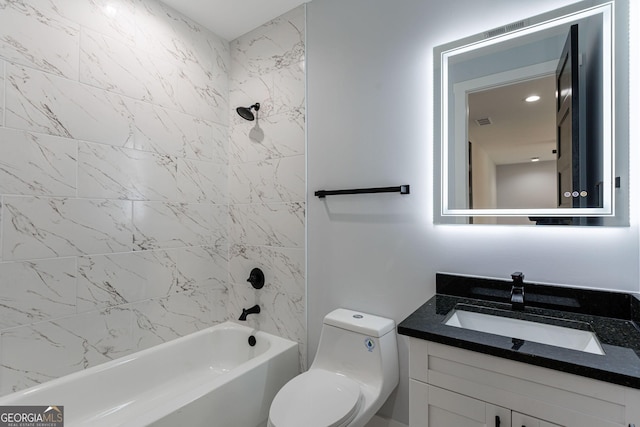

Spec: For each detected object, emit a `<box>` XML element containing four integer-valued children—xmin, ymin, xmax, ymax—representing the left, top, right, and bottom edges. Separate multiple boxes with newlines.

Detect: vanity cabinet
<box><xmin>414</xmin><ymin>382</ymin><xmax>561</xmax><ymax>427</ymax></box>
<box><xmin>408</xmin><ymin>338</ymin><xmax>640</xmax><ymax>427</ymax></box>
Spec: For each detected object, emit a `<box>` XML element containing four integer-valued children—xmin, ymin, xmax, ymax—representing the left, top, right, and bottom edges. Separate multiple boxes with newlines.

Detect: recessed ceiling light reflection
<box><xmin>525</xmin><ymin>95</ymin><xmax>541</xmax><ymax>103</ymax></box>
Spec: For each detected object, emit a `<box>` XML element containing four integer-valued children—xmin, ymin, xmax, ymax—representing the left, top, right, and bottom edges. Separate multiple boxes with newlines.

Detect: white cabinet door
<box><xmin>427</xmin><ymin>384</ymin><xmax>486</xmax><ymax>427</ymax></box>
<box><xmin>487</xmin><ymin>403</ymin><xmax>512</xmax><ymax>427</ymax></box>
<box><xmin>512</xmin><ymin>411</ymin><xmax>563</xmax><ymax>427</ymax></box>
<box><xmin>411</xmin><ymin>382</ymin><xmax>513</xmax><ymax>427</ymax></box>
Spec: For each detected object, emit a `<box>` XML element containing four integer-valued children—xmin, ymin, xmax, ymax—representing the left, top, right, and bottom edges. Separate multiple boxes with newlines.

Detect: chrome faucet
<box><xmin>510</xmin><ymin>272</ymin><xmax>525</xmax><ymax>311</ymax></box>
<box><xmin>238</xmin><ymin>304</ymin><xmax>261</xmax><ymax>321</ymax></box>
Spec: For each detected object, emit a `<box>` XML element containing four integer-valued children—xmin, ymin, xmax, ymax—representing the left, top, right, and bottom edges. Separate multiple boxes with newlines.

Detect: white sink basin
<box><xmin>444</xmin><ymin>308</ymin><xmax>605</xmax><ymax>355</ymax></box>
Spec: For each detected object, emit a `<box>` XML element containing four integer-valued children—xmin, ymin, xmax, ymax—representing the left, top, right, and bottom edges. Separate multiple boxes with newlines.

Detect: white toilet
<box><xmin>268</xmin><ymin>308</ymin><xmax>399</xmax><ymax>427</ymax></box>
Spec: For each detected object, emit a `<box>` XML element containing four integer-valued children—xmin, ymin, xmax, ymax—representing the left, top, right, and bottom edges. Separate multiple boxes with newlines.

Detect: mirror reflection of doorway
<box><xmin>556</xmin><ymin>24</ymin><xmax>584</xmax><ymax>209</ymax></box>
<box><xmin>467</xmin><ymin>74</ymin><xmax>557</xmax><ymax>221</ymax></box>
<box><xmin>465</xmin><ymin>22</ymin><xmax>601</xmax><ymax>224</ymax></box>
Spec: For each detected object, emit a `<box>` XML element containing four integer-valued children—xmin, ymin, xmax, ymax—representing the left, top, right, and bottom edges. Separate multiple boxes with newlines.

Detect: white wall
<box><xmin>497</xmin><ymin>161</ymin><xmax>557</xmax><ymax>210</ymax></box>
<box><xmin>471</xmin><ymin>143</ymin><xmax>498</xmax><ymax>224</ymax></box>
<box><xmin>306</xmin><ymin>0</ymin><xmax>639</xmax><ymax>424</ymax></box>
<box><xmin>495</xmin><ymin>161</ymin><xmax>557</xmax><ymax>225</ymax></box>
<box><xmin>471</xmin><ymin>142</ymin><xmax>497</xmax><ymax>208</ymax></box>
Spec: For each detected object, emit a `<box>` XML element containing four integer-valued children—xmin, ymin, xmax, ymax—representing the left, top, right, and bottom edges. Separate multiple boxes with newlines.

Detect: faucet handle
<box><xmin>511</xmin><ymin>272</ymin><xmax>524</xmax><ymax>284</ymax></box>
<box><xmin>247</xmin><ymin>268</ymin><xmax>265</xmax><ymax>289</ymax></box>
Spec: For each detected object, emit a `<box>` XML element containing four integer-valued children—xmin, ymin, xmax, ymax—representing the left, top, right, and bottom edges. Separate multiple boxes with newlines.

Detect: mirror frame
<box><xmin>434</xmin><ymin>0</ymin><xmax>629</xmax><ymax>224</ymax></box>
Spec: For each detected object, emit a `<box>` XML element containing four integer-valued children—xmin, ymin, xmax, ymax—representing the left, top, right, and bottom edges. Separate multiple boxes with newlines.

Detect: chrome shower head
<box><xmin>236</xmin><ymin>103</ymin><xmax>260</xmax><ymax>121</ymax></box>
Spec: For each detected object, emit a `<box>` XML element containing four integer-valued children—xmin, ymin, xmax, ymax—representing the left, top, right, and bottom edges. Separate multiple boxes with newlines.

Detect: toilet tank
<box><xmin>323</xmin><ymin>308</ymin><xmax>395</xmax><ymax>337</ymax></box>
<box><xmin>311</xmin><ymin>309</ymin><xmax>399</xmax><ymax>397</ymax></box>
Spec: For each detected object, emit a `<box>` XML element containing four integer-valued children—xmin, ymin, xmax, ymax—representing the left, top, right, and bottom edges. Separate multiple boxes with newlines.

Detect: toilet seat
<box><xmin>269</xmin><ymin>369</ymin><xmax>363</xmax><ymax>427</ymax></box>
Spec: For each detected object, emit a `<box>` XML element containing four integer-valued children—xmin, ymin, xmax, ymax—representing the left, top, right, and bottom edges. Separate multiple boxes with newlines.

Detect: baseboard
<box><xmin>365</xmin><ymin>415</ymin><xmax>409</xmax><ymax>427</ymax></box>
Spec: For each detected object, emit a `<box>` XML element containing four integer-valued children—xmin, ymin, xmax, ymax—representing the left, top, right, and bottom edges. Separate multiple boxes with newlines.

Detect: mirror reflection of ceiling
<box><xmin>467</xmin><ymin>75</ymin><xmax>556</xmax><ymax>166</ymax></box>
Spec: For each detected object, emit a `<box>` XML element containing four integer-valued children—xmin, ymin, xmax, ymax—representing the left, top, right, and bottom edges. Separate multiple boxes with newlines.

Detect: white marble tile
<box><xmin>5</xmin><ymin>64</ymin><xmax>134</xmax><ymax>146</ymax></box>
<box><xmin>77</xmin><ymin>249</ymin><xmax>179</xmax><ymax>312</ymax></box>
<box><xmin>177</xmin><ymin>159</ymin><xmax>226</xmax><ymax>203</ymax></box>
<box><xmin>133</xmin><ymin>101</ymin><xmax>217</xmax><ymax>161</ymax></box>
<box><xmin>0</xmin><ymin>322</ymin><xmax>90</xmax><ymax>395</ymax></box>
<box><xmin>230</xmin><ymin>202</ymin><xmax>305</xmax><ymax>248</ymax></box>
<box><xmin>80</xmin><ymin>28</ymin><xmax>177</xmax><ymax>108</ymax></box>
<box><xmin>205</xmin><ymin>288</ymin><xmax>229</xmax><ymax>324</ymax></box>
<box><xmin>211</xmin><ymin>204</ymin><xmax>230</xmax><ymax>248</ymax></box>
<box><xmin>0</xmin><ymin>258</ymin><xmax>76</xmax><ymax>329</ymax></box>
<box><xmin>273</xmin><ymin>66</ymin><xmax>305</xmax><ymax>114</ymax></box>
<box><xmin>131</xmin><ymin>289</ymin><xmax>223</xmax><ymax>350</ymax></box>
<box><xmin>175</xmin><ymin>64</ymin><xmax>228</xmax><ymax>124</ymax></box>
<box><xmin>267</xmin><ymin>6</ymin><xmax>305</xmax><ymax>72</ymax></box>
<box><xmin>58</xmin><ymin>305</ymin><xmax>136</xmax><ymax>361</ymax></box>
<box><xmin>133</xmin><ymin>202</ymin><xmax>227</xmax><ymax>250</ymax></box>
<box><xmin>211</xmin><ymin>121</ymin><xmax>229</xmax><ymax>165</ymax></box>
<box><xmin>229</xmin><ymin>5</ymin><xmax>304</xmax><ymax>118</ymax></box>
<box><xmin>0</xmin><ymin>306</ymin><xmax>133</xmax><ymax>394</ymax></box>
<box><xmin>211</xmin><ymin>36</ymin><xmax>230</xmax><ymax>84</ymax></box>
<box><xmin>78</xmin><ymin>141</ymin><xmax>178</xmax><ymax>201</ymax></box>
<box><xmin>48</xmin><ymin>0</ymin><xmax>137</xmax><ymax>45</ymax></box>
<box><xmin>2</xmin><ymin>197</ymin><xmax>133</xmax><ymax>261</ymax></box>
<box><xmin>0</xmin><ymin>1</ymin><xmax>80</xmax><ymax>79</ymax></box>
<box><xmin>229</xmin><ymin>244</ymin><xmax>305</xmax><ymax>299</ymax></box>
<box><xmin>230</xmin><ymin>110</ymin><xmax>305</xmax><ymax>164</ymax></box>
<box><xmin>135</xmin><ymin>0</ymin><xmax>217</xmax><ymax>72</ymax></box>
<box><xmin>230</xmin><ymin>6</ymin><xmax>304</xmax><ymax>79</ymax></box>
<box><xmin>176</xmin><ymin>246</ymin><xmax>228</xmax><ymax>293</ymax></box>
<box><xmin>0</xmin><ymin>128</ymin><xmax>76</xmax><ymax>196</ymax></box>
<box><xmin>230</xmin><ymin>155</ymin><xmax>305</xmax><ymax>204</ymax></box>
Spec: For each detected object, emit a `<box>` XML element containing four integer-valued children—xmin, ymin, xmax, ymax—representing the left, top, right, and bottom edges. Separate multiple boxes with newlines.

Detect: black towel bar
<box><xmin>314</xmin><ymin>185</ymin><xmax>410</xmax><ymax>198</ymax></box>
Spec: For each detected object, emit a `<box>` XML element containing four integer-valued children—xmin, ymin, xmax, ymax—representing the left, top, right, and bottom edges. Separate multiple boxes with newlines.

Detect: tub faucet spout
<box><xmin>239</xmin><ymin>304</ymin><xmax>261</xmax><ymax>321</ymax></box>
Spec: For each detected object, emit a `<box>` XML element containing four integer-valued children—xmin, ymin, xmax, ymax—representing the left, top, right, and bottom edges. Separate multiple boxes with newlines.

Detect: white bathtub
<box><xmin>0</xmin><ymin>321</ymin><xmax>299</xmax><ymax>427</ymax></box>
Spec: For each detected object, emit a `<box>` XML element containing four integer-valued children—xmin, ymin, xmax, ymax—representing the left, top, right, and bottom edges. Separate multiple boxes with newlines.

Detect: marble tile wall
<box><xmin>228</xmin><ymin>6</ymin><xmax>307</xmax><ymax>367</ymax></box>
<box><xmin>0</xmin><ymin>0</ymin><xmax>230</xmax><ymax>395</ymax></box>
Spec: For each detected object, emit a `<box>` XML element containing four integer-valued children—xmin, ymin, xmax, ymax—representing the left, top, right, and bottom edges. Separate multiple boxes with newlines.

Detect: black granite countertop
<box><xmin>398</xmin><ymin>273</ymin><xmax>640</xmax><ymax>389</ymax></box>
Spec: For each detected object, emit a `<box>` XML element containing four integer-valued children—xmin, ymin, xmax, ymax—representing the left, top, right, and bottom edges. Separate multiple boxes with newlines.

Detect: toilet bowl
<box><xmin>268</xmin><ymin>308</ymin><xmax>399</xmax><ymax>427</ymax></box>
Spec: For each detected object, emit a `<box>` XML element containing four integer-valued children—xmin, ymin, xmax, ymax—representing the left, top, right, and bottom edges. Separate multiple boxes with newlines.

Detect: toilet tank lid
<box><xmin>323</xmin><ymin>309</ymin><xmax>395</xmax><ymax>337</ymax></box>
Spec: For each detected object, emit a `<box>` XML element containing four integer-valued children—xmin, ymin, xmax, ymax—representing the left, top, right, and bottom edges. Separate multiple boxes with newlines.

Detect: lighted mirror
<box><xmin>434</xmin><ymin>0</ymin><xmax>629</xmax><ymax>225</ymax></box>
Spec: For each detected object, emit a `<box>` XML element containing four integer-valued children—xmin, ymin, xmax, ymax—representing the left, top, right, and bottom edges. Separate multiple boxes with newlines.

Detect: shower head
<box><xmin>236</xmin><ymin>103</ymin><xmax>260</xmax><ymax>121</ymax></box>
